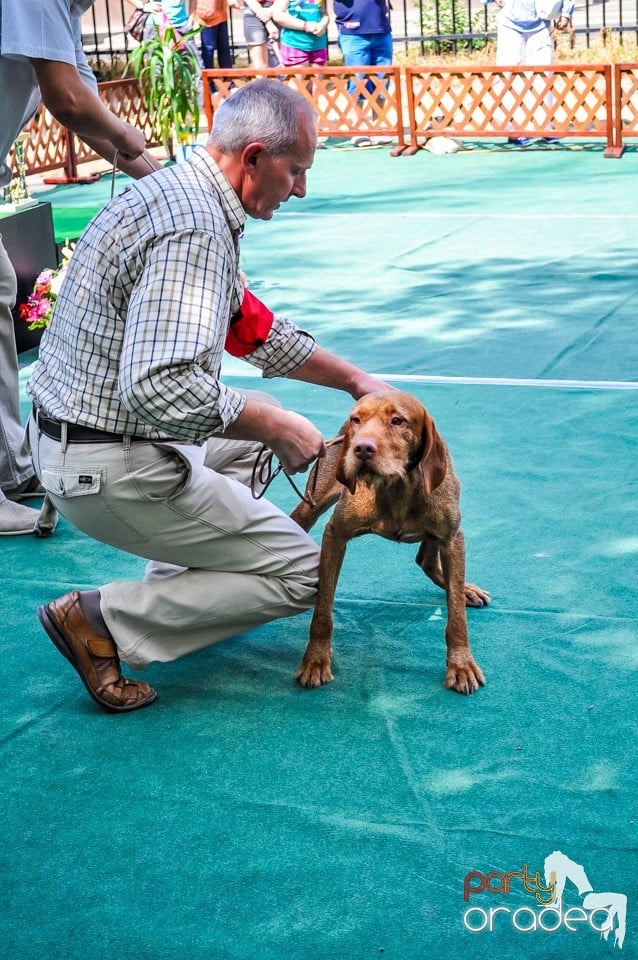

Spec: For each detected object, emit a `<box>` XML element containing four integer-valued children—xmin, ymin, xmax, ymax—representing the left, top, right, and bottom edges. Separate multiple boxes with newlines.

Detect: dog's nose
<box><xmin>354</xmin><ymin>438</ymin><xmax>377</xmax><ymax>461</ymax></box>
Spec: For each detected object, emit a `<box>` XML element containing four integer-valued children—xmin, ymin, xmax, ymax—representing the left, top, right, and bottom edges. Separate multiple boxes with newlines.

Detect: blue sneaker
<box><xmin>508</xmin><ymin>136</ymin><xmax>533</xmax><ymax>147</ymax></box>
<box><xmin>542</xmin><ymin>136</ymin><xmax>560</xmax><ymax>143</ymax></box>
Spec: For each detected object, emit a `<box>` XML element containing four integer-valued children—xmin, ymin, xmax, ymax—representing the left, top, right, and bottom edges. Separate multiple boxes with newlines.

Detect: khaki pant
<box><xmin>29</xmin><ymin>395</ymin><xmax>319</xmax><ymax>669</ymax></box>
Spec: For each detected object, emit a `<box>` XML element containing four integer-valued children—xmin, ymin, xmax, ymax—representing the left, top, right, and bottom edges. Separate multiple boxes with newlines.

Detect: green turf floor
<box><xmin>4</xmin><ymin>140</ymin><xmax>637</xmax><ymax>959</ymax></box>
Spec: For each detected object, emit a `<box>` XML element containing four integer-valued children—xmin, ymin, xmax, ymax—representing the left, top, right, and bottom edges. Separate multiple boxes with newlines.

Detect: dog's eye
<box><xmin>350</xmin><ymin>416</ymin><xmax>361</xmax><ymax>425</ymax></box>
<box><xmin>390</xmin><ymin>416</ymin><xmax>406</xmax><ymax>426</ymax></box>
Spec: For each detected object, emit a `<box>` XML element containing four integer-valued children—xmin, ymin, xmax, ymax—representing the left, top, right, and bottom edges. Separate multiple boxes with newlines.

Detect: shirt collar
<box><xmin>187</xmin><ymin>146</ymin><xmax>246</xmax><ymax>237</ymax></box>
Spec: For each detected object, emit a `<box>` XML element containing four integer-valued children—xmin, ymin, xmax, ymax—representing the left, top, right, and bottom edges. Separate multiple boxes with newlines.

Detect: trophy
<box><xmin>0</xmin><ymin>134</ymin><xmax>38</xmax><ymax>212</ymax></box>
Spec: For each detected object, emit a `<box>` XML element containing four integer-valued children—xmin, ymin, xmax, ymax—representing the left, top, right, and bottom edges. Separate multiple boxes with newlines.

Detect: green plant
<box><xmin>418</xmin><ymin>0</ymin><xmax>494</xmax><ymax>54</ymax></box>
<box><xmin>125</xmin><ymin>22</ymin><xmax>201</xmax><ymax>151</ymax></box>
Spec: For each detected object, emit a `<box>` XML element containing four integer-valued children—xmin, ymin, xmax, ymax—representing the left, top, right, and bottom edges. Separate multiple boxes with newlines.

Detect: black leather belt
<box><xmin>33</xmin><ymin>405</ymin><xmax>137</xmax><ymax>444</ymax></box>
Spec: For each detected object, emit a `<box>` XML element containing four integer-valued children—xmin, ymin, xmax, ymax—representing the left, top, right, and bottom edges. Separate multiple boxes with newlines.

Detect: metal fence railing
<box><xmin>84</xmin><ymin>0</ymin><xmax>638</xmax><ymax>75</ymax></box>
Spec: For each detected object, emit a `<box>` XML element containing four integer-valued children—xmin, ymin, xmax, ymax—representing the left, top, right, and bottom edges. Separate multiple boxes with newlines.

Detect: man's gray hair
<box><xmin>209</xmin><ymin>80</ymin><xmax>316</xmax><ymax>155</ymax></box>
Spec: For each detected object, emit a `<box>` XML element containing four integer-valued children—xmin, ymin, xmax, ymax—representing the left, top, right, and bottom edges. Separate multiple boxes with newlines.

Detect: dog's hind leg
<box><xmin>415</xmin><ymin>538</ymin><xmax>445</xmax><ymax>589</ymax></box>
<box><xmin>416</xmin><ymin>538</ymin><xmax>490</xmax><ymax>608</ymax></box>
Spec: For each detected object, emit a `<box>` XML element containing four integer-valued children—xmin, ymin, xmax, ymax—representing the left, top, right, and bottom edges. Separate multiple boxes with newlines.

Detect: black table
<box><xmin>0</xmin><ymin>201</ymin><xmax>58</xmax><ymax>353</ymax></box>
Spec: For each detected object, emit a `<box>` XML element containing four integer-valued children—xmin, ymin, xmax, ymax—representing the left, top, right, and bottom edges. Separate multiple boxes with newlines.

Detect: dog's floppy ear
<box><xmin>421</xmin><ymin>413</ymin><xmax>447</xmax><ymax>495</ymax></box>
<box><xmin>335</xmin><ymin>423</ymin><xmax>357</xmax><ymax>494</ymax></box>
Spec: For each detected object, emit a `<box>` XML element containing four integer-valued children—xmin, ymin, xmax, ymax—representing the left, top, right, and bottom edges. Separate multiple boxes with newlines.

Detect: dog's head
<box><xmin>335</xmin><ymin>391</ymin><xmax>447</xmax><ymax>495</ymax></box>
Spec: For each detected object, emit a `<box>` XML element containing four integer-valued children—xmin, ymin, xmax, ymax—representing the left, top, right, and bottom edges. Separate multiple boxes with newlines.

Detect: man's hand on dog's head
<box><xmin>351</xmin><ymin>375</ymin><xmax>398</xmax><ymax>400</ymax></box>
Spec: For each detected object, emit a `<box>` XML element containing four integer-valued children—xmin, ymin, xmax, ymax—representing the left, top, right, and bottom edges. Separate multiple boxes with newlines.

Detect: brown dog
<box><xmin>291</xmin><ymin>391</ymin><xmax>489</xmax><ymax>695</ymax></box>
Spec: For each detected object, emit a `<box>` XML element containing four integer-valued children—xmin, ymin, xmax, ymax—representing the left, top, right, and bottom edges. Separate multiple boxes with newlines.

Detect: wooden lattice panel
<box><xmin>405</xmin><ymin>64</ymin><xmax>612</xmax><ymax>146</ymax></box>
<box><xmin>9</xmin><ymin>78</ymin><xmax>159</xmax><ymax>179</ymax></box>
<box><xmin>8</xmin><ymin>108</ymin><xmax>69</xmax><ymax>176</ymax></box>
<box><xmin>9</xmin><ymin>78</ymin><xmax>163</xmax><ymax>180</ymax></box>
<box><xmin>10</xmin><ymin>65</ymin><xmax>635</xmax><ymax>179</ymax></box>
<box><xmin>202</xmin><ymin>66</ymin><xmax>405</xmax><ymax>148</ymax></box>
<box><xmin>617</xmin><ymin>63</ymin><xmax>638</xmax><ymax>133</ymax></box>
<box><xmin>96</xmin><ymin>78</ymin><xmax>163</xmax><ymax>145</ymax></box>
<box><xmin>70</xmin><ymin>78</ymin><xmax>164</xmax><ymax>168</ymax></box>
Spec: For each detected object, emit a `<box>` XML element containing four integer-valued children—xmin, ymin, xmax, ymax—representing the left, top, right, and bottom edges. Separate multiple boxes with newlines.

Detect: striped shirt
<box><xmin>28</xmin><ymin>147</ymin><xmax>317</xmax><ymax>442</ymax></box>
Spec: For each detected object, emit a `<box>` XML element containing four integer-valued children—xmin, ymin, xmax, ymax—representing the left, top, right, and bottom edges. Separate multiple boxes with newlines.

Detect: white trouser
<box><xmin>29</xmin><ymin>395</ymin><xmax>320</xmax><ymax>669</ymax></box>
<box><xmin>495</xmin><ymin>21</ymin><xmax>554</xmax><ymax>129</ymax></box>
<box><xmin>496</xmin><ymin>20</ymin><xmax>553</xmax><ymax>66</ymax></box>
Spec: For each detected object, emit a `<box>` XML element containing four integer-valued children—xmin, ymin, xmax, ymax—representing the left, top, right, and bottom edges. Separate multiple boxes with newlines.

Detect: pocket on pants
<box><xmin>125</xmin><ymin>441</ymin><xmax>205</xmax><ymax>502</ymax></box>
<box><xmin>40</xmin><ymin>467</ymin><xmax>103</xmax><ymax>497</ymax></box>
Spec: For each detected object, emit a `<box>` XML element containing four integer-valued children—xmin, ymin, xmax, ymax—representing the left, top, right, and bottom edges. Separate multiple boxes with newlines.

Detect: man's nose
<box><xmin>292</xmin><ymin>173</ymin><xmax>307</xmax><ymax>199</ymax></box>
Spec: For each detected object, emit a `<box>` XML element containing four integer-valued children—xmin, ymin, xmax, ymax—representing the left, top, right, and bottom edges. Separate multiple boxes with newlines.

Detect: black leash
<box><xmin>251</xmin><ymin>446</ymin><xmax>315</xmax><ymax>506</ymax></box>
<box><xmin>251</xmin><ymin>435</ymin><xmax>344</xmax><ymax>507</ymax></box>
<box><xmin>111</xmin><ymin>149</ymin><xmax>157</xmax><ymax>198</ymax></box>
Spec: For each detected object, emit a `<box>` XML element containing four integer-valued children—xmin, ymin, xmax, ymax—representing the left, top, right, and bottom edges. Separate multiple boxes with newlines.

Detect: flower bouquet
<box><xmin>18</xmin><ymin>241</ymin><xmax>74</xmax><ymax>330</ymax></box>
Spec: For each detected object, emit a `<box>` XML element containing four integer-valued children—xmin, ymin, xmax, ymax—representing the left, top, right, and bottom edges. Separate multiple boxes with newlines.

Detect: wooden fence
<box><xmin>202</xmin><ymin>66</ymin><xmax>408</xmax><ymax>154</ymax></box>
<box><xmin>10</xmin><ymin>78</ymin><xmax>163</xmax><ymax>184</ymax></box>
<box><xmin>613</xmin><ymin>61</ymin><xmax>638</xmax><ymax>154</ymax></box>
<box><xmin>201</xmin><ymin>62</ymin><xmax>637</xmax><ymax>157</ymax></box>
<box><xmin>404</xmin><ymin>63</ymin><xmax>614</xmax><ymax>153</ymax></box>
<box><xmin>10</xmin><ymin>63</ymin><xmax>638</xmax><ymax>183</ymax></box>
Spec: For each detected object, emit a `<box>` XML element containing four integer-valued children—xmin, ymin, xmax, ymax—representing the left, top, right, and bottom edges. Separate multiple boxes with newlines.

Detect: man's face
<box><xmin>241</xmin><ymin>116</ymin><xmax>317</xmax><ymax>221</ymax></box>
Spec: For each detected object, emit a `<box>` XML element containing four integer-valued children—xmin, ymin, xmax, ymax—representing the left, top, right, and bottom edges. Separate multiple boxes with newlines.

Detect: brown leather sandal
<box><xmin>38</xmin><ymin>591</ymin><xmax>157</xmax><ymax>713</ymax></box>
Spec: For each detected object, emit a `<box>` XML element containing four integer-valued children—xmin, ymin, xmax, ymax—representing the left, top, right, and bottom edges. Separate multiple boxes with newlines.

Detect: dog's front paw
<box><xmin>445</xmin><ymin>656</ymin><xmax>485</xmax><ymax>695</ymax></box>
<box><xmin>296</xmin><ymin>651</ymin><xmax>334</xmax><ymax>689</ymax></box>
<box><xmin>464</xmin><ymin>582</ymin><xmax>490</xmax><ymax>607</ymax></box>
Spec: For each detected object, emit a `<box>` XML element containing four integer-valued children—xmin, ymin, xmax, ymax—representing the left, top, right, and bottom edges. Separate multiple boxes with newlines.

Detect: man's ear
<box><xmin>242</xmin><ymin>141</ymin><xmax>265</xmax><ymax>170</ymax></box>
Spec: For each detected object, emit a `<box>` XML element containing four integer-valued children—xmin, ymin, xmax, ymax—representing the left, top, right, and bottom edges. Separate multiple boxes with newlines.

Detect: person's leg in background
<box><xmin>369</xmin><ymin>32</ymin><xmax>392</xmax><ymax>69</ymax></box>
<box><xmin>201</xmin><ymin>23</ymin><xmax>219</xmax><ymax>93</ymax></box>
<box><xmin>495</xmin><ymin>21</ymin><xmax>533</xmax><ymax>145</ymax></box>
<box><xmin>524</xmin><ymin>25</ymin><xmax>557</xmax><ymax>139</ymax></box>
<box><xmin>201</xmin><ymin>23</ymin><xmax>216</xmax><ymax>69</ymax></box>
<box><xmin>524</xmin><ymin>23</ymin><xmax>553</xmax><ymax>64</ymax></box>
<box><xmin>496</xmin><ymin>18</ymin><xmax>525</xmax><ymax>65</ymax></box>
<box><xmin>244</xmin><ymin>12</ymin><xmax>271</xmax><ymax>68</ymax></box>
<box><xmin>339</xmin><ymin>32</ymin><xmax>374</xmax><ymax>146</ymax></box>
<box><xmin>201</xmin><ymin>21</ymin><xmax>233</xmax><ymax>69</ymax></box>
<box><xmin>0</xmin><ymin>239</ymin><xmax>43</xmax><ymax>534</ymax></box>
<box><xmin>339</xmin><ymin>30</ymin><xmax>372</xmax><ymax>79</ymax></box>
<box><xmin>215</xmin><ymin>19</ymin><xmax>234</xmax><ymax>68</ymax></box>
<box><xmin>368</xmin><ymin>31</ymin><xmax>393</xmax><ymax>143</ymax></box>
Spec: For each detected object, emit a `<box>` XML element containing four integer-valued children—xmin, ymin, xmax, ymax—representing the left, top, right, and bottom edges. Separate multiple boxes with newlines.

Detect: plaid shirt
<box><xmin>28</xmin><ymin>147</ymin><xmax>316</xmax><ymax>441</ymax></box>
